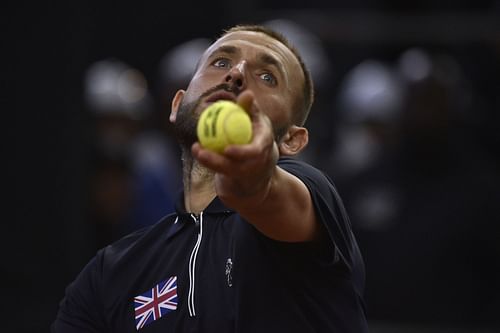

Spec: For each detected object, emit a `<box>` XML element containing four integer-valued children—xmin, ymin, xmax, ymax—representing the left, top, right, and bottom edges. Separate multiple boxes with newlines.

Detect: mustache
<box><xmin>199</xmin><ymin>83</ymin><xmax>240</xmax><ymax>100</ymax></box>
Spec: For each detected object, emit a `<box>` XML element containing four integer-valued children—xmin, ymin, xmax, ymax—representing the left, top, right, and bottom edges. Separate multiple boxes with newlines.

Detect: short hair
<box><xmin>221</xmin><ymin>25</ymin><xmax>315</xmax><ymax>127</ymax></box>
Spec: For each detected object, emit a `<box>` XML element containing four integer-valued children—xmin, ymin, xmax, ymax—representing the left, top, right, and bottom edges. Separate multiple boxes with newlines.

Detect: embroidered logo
<box><xmin>225</xmin><ymin>258</ymin><xmax>233</xmax><ymax>287</ymax></box>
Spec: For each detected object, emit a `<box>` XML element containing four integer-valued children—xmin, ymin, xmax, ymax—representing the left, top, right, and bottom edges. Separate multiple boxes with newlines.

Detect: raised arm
<box><xmin>191</xmin><ymin>91</ymin><xmax>318</xmax><ymax>242</ymax></box>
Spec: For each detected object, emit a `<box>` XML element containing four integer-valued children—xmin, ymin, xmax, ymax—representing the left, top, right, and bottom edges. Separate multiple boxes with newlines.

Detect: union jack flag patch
<box><xmin>134</xmin><ymin>276</ymin><xmax>178</xmax><ymax>330</ymax></box>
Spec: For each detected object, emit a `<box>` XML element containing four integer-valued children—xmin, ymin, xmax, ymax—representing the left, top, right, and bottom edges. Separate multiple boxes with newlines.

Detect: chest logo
<box><xmin>133</xmin><ymin>276</ymin><xmax>178</xmax><ymax>330</ymax></box>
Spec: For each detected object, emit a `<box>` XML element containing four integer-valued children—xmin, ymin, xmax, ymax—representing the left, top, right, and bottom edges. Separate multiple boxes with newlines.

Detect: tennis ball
<box><xmin>197</xmin><ymin>100</ymin><xmax>252</xmax><ymax>153</ymax></box>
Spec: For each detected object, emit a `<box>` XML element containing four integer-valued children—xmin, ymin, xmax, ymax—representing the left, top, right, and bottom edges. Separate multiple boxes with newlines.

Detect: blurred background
<box><xmin>7</xmin><ymin>0</ymin><xmax>500</xmax><ymax>332</ymax></box>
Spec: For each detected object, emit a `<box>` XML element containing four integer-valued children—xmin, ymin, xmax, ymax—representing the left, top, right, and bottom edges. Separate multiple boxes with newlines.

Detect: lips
<box><xmin>205</xmin><ymin>90</ymin><xmax>237</xmax><ymax>103</ymax></box>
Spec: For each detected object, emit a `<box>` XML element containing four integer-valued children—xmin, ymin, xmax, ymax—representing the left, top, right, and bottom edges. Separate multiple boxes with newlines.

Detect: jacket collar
<box><xmin>174</xmin><ymin>191</ymin><xmax>234</xmax><ymax>216</ymax></box>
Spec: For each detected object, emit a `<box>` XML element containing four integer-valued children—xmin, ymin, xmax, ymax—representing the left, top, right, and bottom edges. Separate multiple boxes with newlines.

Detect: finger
<box><xmin>191</xmin><ymin>142</ymin><xmax>202</xmax><ymax>156</ymax></box>
<box><xmin>192</xmin><ymin>143</ymin><xmax>234</xmax><ymax>173</ymax></box>
<box><xmin>224</xmin><ymin>130</ymin><xmax>274</xmax><ymax>160</ymax></box>
<box><xmin>236</xmin><ymin>90</ymin><xmax>256</xmax><ymax>117</ymax></box>
<box><xmin>223</xmin><ymin>142</ymin><xmax>260</xmax><ymax>160</ymax></box>
<box><xmin>194</xmin><ymin>138</ymin><xmax>257</xmax><ymax>163</ymax></box>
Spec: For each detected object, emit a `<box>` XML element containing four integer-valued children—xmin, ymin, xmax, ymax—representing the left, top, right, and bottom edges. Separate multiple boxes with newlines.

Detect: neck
<box><xmin>181</xmin><ymin>149</ymin><xmax>216</xmax><ymax>214</ymax></box>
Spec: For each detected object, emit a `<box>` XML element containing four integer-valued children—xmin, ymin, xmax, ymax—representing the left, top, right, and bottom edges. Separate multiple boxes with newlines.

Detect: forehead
<box><xmin>203</xmin><ymin>30</ymin><xmax>304</xmax><ymax>80</ymax></box>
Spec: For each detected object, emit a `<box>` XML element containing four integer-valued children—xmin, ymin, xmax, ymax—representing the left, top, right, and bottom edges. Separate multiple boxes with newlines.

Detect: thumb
<box><xmin>236</xmin><ymin>90</ymin><xmax>255</xmax><ymax>116</ymax></box>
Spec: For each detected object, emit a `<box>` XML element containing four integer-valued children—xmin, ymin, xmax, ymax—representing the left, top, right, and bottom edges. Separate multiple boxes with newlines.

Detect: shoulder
<box><xmin>277</xmin><ymin>157</ymin><xmax>348</xmax><ymax>234</ymax></box>
<box><xmin>278</xmin><ymin>157</ymin><xmax>335</xmax><ymax>189</ymax></box>
<box><xmin>278</xmin><ymin>156</ymin><xmax>325</xmax><ymax>177</ymax></box>
<box><xmin>99</xmin><ymin>213</ymin><xmax>178</xmax><ymax>269</ymax></box>
<box><xmin>52</xmin><ymin>214</ymin><xmax>178</xmax><ymax>331</ymax></box>
<box><xmin>278</xmin><ymin>157</ymin><xmax>342</xmax><ymax>211</ymax></box>
<box><xmin>69</xmin><ymin>213</ymin><xmax>178</xmax><ymax>286</ymax></box>
<box><xmin>278</xmin><ymin>157</ymin><xmax>360</xmax><ymax>268</ymax></box>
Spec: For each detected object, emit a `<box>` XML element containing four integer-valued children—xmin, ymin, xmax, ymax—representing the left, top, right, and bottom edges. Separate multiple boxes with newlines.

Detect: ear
<box><xmin>278</xmin><ymin>125</ymin><xmax>309</xmax><ymax>156</ymax></box>
<box><xmin>169</xmin><ymin>90</ymin><xmax>185</xmax><ymax>123</ymax></box>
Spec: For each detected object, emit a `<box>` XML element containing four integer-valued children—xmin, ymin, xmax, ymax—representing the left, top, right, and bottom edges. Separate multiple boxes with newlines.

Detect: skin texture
<box><xmin>169</xmin><ymin>30</ymin><xmax>318</xmax><ymax>242</ymax></box>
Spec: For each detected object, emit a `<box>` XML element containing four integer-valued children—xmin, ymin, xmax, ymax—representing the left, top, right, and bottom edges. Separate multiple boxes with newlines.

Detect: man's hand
<box><xmin>191</xmin><ymin>90</ymin><xmax>279</xmax><ymax>208</ymax></box>
<box><xmin>192</xmin><ymin>90</ymin><xmax>317</xmax><ymax>242</ymax></box>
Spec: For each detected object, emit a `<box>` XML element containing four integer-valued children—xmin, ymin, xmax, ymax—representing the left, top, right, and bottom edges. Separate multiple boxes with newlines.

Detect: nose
<box><xmin>224</xmin><ymin>61</ymin><xmax>247</xmax><ymax>90</ymax></box>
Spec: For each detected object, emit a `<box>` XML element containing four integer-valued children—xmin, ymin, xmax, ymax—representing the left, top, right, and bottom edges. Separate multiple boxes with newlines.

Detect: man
<box><xmin>53</xmin><ymin>25</ymin><xmax>368</xmax><ymax>332</ymax></box>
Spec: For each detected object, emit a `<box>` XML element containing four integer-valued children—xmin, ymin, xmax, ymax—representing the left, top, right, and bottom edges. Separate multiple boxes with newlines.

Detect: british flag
<box><xmin>134</xmin><ymin>276</ymin><xmax>178</xmax><ymax>330</ymax></box>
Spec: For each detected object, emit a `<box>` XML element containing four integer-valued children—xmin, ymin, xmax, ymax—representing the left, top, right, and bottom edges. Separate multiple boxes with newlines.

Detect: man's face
<box><xmin>172</xmin><ymin>30</ymin><xmax>305</xmax><ymax>148</ymax></box>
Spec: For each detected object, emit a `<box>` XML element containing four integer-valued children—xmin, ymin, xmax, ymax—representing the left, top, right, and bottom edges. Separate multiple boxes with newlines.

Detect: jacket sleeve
<box><xmin>51</xmin><ymin>254</ymin><xmax>107</xmax><ymax>332</ymax></box>
<box><xmin>277</xmin><ymin>158</ymin><xmax>360</xmax><ymax>269</ymax></box>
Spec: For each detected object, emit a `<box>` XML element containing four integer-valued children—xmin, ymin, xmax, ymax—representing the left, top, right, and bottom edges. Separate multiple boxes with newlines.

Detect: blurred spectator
<box><xmin>84</xmin><ymin>58</ymin><xmax>181</xmax><ymax>249</ymax></box>
<box><xmin>329</xmin><ymin>50</ymin><xmax>500</xmax><ymax>327</ymax></box>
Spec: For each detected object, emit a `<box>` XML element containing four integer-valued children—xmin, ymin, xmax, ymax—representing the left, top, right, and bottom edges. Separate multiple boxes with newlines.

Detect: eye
<box><xmin>212</xmin><ymin>58</ymin><xmax>231</xmax><ymax>69</ymax></box>
<box><xmin>259</xmin><ymin>72</ymin><xmax>277</xmax><ymax>86</ymax></box>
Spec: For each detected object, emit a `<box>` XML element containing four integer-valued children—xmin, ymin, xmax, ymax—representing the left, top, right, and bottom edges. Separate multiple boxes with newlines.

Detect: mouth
<box><xmin>205</xmin><ymin>90</ymin><xmax>237</xmax><ymax>104</ymax></box>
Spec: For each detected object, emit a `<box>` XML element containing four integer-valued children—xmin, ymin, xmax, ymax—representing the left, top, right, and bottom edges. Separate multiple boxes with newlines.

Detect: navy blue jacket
<box><xmin>52</xmin><ymin>157</ymin><xmax>368</xmax><ymax>332</ymax></box>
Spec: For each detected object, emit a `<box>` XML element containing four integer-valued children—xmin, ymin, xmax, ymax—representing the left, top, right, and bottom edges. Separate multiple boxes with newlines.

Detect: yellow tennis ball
<box><xmin>197</xmin><ymin>100</ymin><xmax>252</xmax><ymax>153</ymax></box>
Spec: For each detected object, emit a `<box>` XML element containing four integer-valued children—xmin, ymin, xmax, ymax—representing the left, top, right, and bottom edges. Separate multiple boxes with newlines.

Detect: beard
<box><xmin>173</xmin><ymin>83</ymin><xmax>289</xmax><ymax>150</ymax></box>
<box><xmin>173</xmin><ymin>83</ymin><xmax>240</xmax><ymax>150</ymax></box>
<box><xmin>173</xmin><ymin>98</ymin><xmax>200</xmax><ymax>150</ymax></box>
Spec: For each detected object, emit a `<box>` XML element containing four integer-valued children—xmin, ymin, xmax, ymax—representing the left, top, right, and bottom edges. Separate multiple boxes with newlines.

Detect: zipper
<box><xmin>188</xmin><ymin>212</ymin><xmax>203</xmax><ymax>317</ymax></box>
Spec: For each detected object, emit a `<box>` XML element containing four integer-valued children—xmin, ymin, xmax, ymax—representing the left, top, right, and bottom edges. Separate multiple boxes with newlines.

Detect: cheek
<box><xmin>183</xmin><ymin>85</ymin><xmax>204</xmax><ymax>102</ymax></box>
<box><xmin>259</xmin><ymin>95</ymin><xmax>291</xmax><ymax>127</ymax></box>
<box><xmin>181</xmin><ymin>88</ymin><xmax>205</xmax><ymax>111</ymax></box>
<box><xmin>183</xmin><ymin>73</ymin><xmax>219</xmax><ymax>103</ymax></box>
<box><xmin>188</xmin><ymin>71</ymin><xmax>219</xmax><ymax>91</ymax></box>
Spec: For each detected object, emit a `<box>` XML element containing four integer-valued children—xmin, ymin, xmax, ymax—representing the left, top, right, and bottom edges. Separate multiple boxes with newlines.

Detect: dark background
<box><xmin>7</xmin><ymin>1</ymin><xmax>500</xmax><ymax>332</ymax></box>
